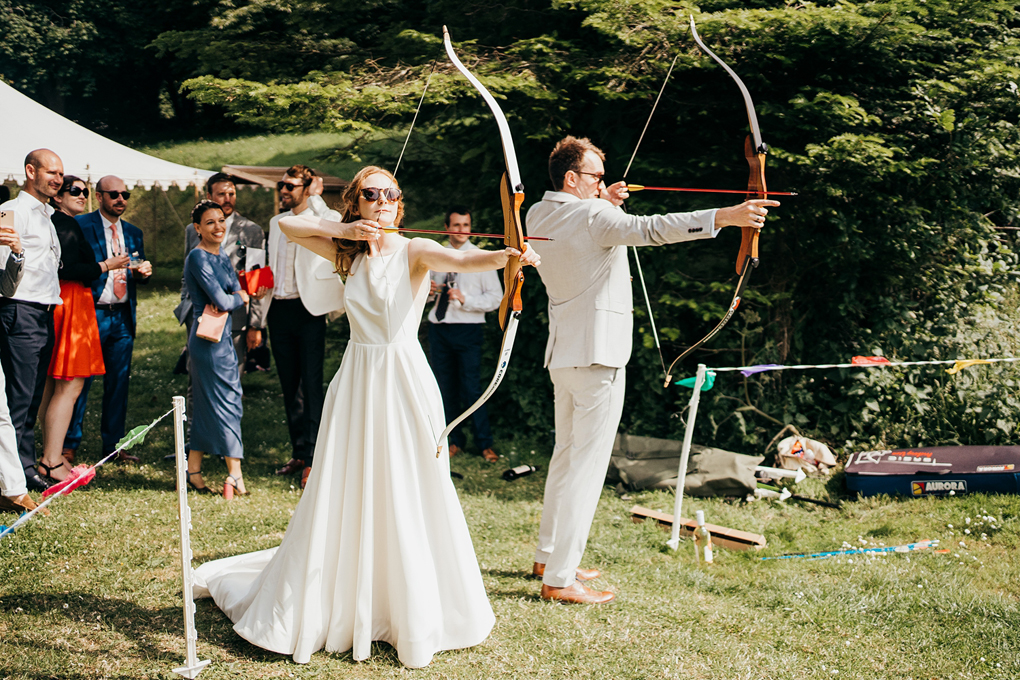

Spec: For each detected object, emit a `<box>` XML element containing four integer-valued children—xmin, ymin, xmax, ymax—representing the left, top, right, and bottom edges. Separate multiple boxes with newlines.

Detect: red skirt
<box><xmin>49</xmin><ymin>281</ymin><xmax>106</xmax><ymax>380</ymax></box>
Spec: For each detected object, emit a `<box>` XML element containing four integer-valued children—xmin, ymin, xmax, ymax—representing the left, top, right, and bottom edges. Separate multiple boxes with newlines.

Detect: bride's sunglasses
<box><xmin>360</xmin><ymin>187</ymin><xmax>402</xmax><ymax>202</ymax></box>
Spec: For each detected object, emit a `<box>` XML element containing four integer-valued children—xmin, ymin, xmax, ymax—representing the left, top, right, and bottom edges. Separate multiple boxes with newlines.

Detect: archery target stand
<box><xmin>170</xmin><ymin>396</ymin><xmax>211</xmax><ymax>679</ymax></box>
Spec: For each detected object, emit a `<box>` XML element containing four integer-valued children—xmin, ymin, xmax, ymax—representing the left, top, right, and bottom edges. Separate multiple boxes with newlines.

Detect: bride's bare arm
<box><xmin>279</xmin><ymin>215</ymin><xmax>383</xmax><ymax>262</ymax></box>
<box><xmin>408</xmin><ymin>238</ymin><xmax>540</xmax><ymax>279</ymax></box>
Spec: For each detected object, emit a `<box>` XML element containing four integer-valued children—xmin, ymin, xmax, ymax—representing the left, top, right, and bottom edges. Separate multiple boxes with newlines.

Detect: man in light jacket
<box><xmin>265</xmin><ymin>165</ymin><xmax>345</xmax><ymax>489</ymax></box>
<box><xmin>526</xmin><ymin>135</ymin><xmax>780</xmax><ymax>604</ymax></box>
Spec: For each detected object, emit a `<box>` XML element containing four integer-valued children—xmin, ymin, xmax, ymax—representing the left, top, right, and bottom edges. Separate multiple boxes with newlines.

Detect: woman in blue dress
<box><xmin>184</xmin><ymin>200</ymin><xmax>250</xmax><ymax>498</ymax></box>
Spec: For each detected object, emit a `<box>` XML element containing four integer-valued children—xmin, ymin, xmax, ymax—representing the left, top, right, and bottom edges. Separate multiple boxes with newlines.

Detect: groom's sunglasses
<box><xmin>101</xmin><ymin>190</ymin><xmax>131</xmax><ymax>200</ymax></box>
<box><xmin>360</xmin><ymin>187</ymin><xmax>402</xmax><ymax>202</ymax></box>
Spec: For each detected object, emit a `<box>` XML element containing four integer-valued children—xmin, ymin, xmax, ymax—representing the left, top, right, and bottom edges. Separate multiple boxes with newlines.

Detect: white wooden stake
<box><xmin>668</xmin><ymin>364</ymin><xmax>707</xmax><ymax>550</ymax></box>
<box><xmin>171</xmin><ymin>396</ymin><xmax>210</xmax><ymax>679</ymax></box>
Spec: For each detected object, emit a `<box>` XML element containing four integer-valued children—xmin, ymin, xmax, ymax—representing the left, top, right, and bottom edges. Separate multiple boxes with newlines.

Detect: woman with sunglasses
<box><xmin>194</xmin><ymin>166</ymin><xmax>539</xmax><ymax>668</ymax></box>
<box><xmin>35</xmin><ymin>177</ymin><xmax>129</xmax><ymax>482</ymax></box>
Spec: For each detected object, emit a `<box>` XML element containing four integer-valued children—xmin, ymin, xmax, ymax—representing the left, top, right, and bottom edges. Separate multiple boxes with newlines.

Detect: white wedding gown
<box><xmin>193</xmin><ymin>239</ymin><xmax>495</xmax><ymax>668</ymax></box>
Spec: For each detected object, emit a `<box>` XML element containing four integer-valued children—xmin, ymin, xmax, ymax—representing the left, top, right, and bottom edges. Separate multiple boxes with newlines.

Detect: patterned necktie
<box><xmin>110</xmin><ymin>222</ymin><xmax>127</xmax><ymax>299</ymax></box>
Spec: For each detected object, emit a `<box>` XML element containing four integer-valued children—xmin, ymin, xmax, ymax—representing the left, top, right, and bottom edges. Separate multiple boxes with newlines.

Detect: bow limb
<box><xmin>436</xmin><ymin>26</ymin><xmax>526</xmax><ymax>456</ymax></box>
<box><xmin>689</xmin><ymin>15</ymin><xmax>769</xmax><ymax>272</ymax></box>
<box><xmin>662</xmin><ymin>17</ymin><xmax>769</xmax><ymax>387</ymax></box>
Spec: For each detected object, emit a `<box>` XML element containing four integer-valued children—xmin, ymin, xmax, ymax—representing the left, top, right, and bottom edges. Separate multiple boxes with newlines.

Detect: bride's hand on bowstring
<box><xmin>343</xmin><ymin>219</ymin><xmax>383</xmax><ymax>242</ymax></box>
<box><xmin>506</xmin><ymin>246</ymin><xmax>540</xmax><ymax>268</ymax></box>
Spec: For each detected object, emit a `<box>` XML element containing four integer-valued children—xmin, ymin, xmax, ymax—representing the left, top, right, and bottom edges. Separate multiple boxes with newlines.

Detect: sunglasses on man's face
<box><xmin>277</xmin><ymin>180</ymin><xmax>309</xmax><ymax>192</ymax></box>
<box><xmin>360</xmin><ymin>187</ymin><xmax>402</xmax><ymax>202</ymax></box>
<box><xmin>66</xmin><ymin>186</ymin><xmax>89</xmax><ymax>198</ymax></box>
<box><xmin>102</xmin><ymin>191</ymin><xmax>130</xmax><ymax>200</ymax></box>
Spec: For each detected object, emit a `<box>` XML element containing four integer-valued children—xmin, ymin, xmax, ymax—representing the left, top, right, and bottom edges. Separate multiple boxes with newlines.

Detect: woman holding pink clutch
<box><xmin>184</xmin><ymin>200</ymin><xmax>250</xmax><ymax>498</ymax></box>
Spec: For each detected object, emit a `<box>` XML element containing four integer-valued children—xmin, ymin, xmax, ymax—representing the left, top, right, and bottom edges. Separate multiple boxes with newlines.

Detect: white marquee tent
<box><xmin>0</xmin><ymin>80</ymin><xmax>213</xmax><ymax>189</ymax></box>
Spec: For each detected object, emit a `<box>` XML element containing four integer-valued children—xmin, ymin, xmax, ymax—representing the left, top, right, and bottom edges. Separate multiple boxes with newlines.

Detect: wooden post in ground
<box><xmin>172</xmin><ymin>395</ymin><xmax>210</xmax><ymax>679</ymax></box>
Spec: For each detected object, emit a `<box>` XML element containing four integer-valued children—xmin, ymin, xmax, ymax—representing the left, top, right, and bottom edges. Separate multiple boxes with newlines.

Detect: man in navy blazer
<box><xmin>64</xmin><ymin>176</ymin><xmax>153</xmax><ymax>462</ymax></box>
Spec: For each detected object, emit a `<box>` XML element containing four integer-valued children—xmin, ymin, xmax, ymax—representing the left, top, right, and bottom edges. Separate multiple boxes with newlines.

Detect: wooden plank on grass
<box><xmin>630</xmin><ymin>505</ymin><xmax>767</xmax><ymax>551</ymax></box>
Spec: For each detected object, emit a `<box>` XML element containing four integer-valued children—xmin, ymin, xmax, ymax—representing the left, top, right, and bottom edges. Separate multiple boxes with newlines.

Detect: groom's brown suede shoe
<box><xmin>540</xmin><ymin>581</ymin><xmax>614</xmax><ymax>604</ymax></box>
<box><xmin>0</xmin><ymin>493</ymin><xmax>49</xmax><ymax>517</ymax></box>
<box><xmin>532</xmin><ymin>562</ymin><xmax>600</xmax><ymax>581</ymax></box>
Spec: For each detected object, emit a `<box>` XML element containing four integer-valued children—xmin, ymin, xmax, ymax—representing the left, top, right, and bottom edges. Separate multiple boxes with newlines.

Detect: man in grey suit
<box><xmin>175</xmin><ymin>173</ymin><xmax>269</xmax><ymax>376</ymax></box>
<box><xmin>527</xmin><ymin>136</ymin><xmax>780</xmax><ymax>604</ymax></box>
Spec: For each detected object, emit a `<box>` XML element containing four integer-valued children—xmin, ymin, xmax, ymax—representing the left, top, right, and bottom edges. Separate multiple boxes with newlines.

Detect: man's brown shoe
<box><xmin>62</xmin><ymin>447</ymin><xmax>76</xmax><ymax>465</ymax></box>
<box><xmin>116</xmin><ymin>450</ymin><xmax>140</xmax><ymax>464</ymax></box>
<box><xmin>0</xmin><ymin>494</ymin><xmax>49</xmax><ymax>517</ymax></box>
<box><xmin>276</xmin><ymin>458</ymin><xmax>305</xmax><ymax>476</ymax></box>
<box><xmin>540</xmin><ymin>581</ymin><xmax>614</xmax><ymax>604</ymax></box>
<box><xmin>448</xmin><ymin>445</ymin><xmax>460</xmax><ymax>458</ymax></box>
<box><xmin>532</xmin><ymin>562</ymin><xmax>600</xmax><ymax>581</ymax></box>
<box><xmin>481</xmin><ymin>448</ymin><xmax>498</xmax><ymax>463</ymax></box>
<box><xmin>300</xmin><ymin>466</ymin><xmax>311</xmax><ymax>490</ymax></box>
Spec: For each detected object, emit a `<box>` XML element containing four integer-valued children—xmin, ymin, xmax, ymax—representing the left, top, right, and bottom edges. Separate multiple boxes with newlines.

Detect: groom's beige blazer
<box><xmin>526</xmin><ymin>191</ymin><xmax>720</xmax><ymax>370</ymax></box>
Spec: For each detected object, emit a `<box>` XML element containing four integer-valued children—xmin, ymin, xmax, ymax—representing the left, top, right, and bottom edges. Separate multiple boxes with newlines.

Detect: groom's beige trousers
<box><xmin>0</xmin><ymin>364</ymin><xmax>27</xmax><ymax>497</ymax></box>
<box><xmin>535</xmin><ymin>364</ymin><xmax>626</xmax><ymax>588</ymax></box>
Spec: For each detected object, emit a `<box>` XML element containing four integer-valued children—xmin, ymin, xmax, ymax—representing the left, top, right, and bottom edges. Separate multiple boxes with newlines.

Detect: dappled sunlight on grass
<box><xmin>1</xmin><ymin>267</ymin><xmax>1018</xmax><ymax>679</ymax></box>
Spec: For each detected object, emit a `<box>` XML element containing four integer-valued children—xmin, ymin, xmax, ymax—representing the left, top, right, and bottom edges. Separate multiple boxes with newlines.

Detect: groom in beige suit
<box><xmin>527</xmin><ymin>136</ymin><xmax>780</xmax><ymax>603</ymax></box>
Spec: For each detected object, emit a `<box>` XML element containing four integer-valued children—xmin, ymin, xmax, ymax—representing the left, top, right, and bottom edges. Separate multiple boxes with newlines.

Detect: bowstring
<box><xmin>623</xmin><ymin>52</ymin><xmax>680</xmax><ymax>385</ymax></box>
<box><xmin>393</xmin><ymin>60</ymin><xmax>438</xmax><ymax>177</ymax></box>
<box><xmin>378</xmin><ymin>60</ymin><xmax>438</xmax><ymax>303</ymax></box>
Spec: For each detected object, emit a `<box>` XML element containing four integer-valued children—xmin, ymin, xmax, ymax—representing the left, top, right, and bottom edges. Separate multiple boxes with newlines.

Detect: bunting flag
<box><xmin>739</xmin><ymin>364</ymin><xmax>784</xmax><ymax>377</ymax></box>
<box><xmin>946</xmin><ymin>359</ymin><xmax>992</xmax><ymax>375</ymax></box>
<box><xmin>676</xmin><ymin>371</ymin><xmax>716</xmax><ymax>391</ymax></box>
<box><xmin>851</xmin><ymin>356</ymin><xmax>892</xmax><ymax>366</ymax></box>
<box><xmin>0</xmin><ymin>409</ymin><xmax>174</xmax><ymax>541</ymax></box>
<box><xmin>41</xmin><ymin>465</ymin><xmax>96</xmax><ymax>499</ymax></box>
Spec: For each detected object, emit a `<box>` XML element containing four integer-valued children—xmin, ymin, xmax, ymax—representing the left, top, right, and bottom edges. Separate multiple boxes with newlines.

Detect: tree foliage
<box><xmin>10</xmin><ymin>0</ymin><xmax>1020</xmax><ymax>454</ymax></box>
<box><xmin>164</xmin><ymin>0</ymin><xmax>1020</xmax><ymax>454</ymax></box>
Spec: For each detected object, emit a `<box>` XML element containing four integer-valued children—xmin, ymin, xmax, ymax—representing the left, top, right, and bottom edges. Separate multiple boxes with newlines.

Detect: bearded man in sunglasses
<box><xmin>65</xmin><ymin>175</ymin><xmax>153</xmax><ymax>465</ymax></box>
<box><xmin>525</xmin><ymin>136</ymin><xmax>781</xmax><ymax>604</ymax></box>
<box><xmin>265</xmin><ymin>165</ymin><xmax>345</xmax><ymax>489</ymax></box>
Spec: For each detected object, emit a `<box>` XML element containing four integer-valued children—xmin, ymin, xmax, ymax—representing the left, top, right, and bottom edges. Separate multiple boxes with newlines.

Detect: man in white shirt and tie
<box><xmin>0</xmin><ymin>149</ymin><xmax>64</xmax><ymax>492</ymax></box>
<box><xmin>427</xmin><ymin>207</ymin><xmax>503</xmax><ymax>462</ymax></box>
<box><xmin>265</xmin><ymin>165</ymin><xmax>345</xmax><ymax>488</ymax></box>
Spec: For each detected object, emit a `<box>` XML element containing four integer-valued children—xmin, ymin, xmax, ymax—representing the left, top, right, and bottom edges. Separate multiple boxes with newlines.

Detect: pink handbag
<box><xmin>195</xmin><ymin>304</ymin><xmax>228</xmax><ymax>342</ymax></box>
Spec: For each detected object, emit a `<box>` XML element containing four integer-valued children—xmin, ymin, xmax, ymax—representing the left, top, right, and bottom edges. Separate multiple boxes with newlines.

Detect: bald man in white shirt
<box><xmin>0</xmin><ymin>149</ymin><xmax>64</xmax><ymax>492</ymax></box>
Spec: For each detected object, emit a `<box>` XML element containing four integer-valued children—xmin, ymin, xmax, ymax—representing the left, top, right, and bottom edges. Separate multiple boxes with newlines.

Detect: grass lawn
<box><xmin>1</xmin><ymin>271</ymin><xmax>1018</xmax><ymax>679</ymax></box>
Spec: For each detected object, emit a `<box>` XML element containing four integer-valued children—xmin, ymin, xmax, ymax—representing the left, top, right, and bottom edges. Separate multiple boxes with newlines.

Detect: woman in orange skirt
<box><xmin>36</xmin><ymin>176</ymin><xmax>129</xmax><ymax>483</ymax></box>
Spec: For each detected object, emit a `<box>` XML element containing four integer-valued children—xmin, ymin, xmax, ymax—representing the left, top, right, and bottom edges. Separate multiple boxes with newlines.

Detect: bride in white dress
<box><xmin>193</xmin><ymin>165</ymin><xmax>540</xmax><ymax>668</ymax></box>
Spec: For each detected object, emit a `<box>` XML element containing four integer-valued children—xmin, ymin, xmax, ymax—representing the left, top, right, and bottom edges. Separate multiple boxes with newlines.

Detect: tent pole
<box><xmin>667</xmin><ymin>363</ymin><xmax>707</xmax><ymax>550</ymax></box>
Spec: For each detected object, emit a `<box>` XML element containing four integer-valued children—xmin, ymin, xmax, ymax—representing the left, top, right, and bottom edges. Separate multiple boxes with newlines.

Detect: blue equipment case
<box><xmin>845</xmin><ymin>445</ymin><xmax>1020</xmax><ymax>497</ymax></box>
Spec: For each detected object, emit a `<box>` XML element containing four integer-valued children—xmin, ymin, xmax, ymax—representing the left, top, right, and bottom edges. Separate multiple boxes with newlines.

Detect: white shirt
<box><xmin>427</xmin><ymin>240</ymin><xmax>502</xmax><ymax>324</ymax></box>
<box><xmin>273</xmin><ymin>195</ymin><xmax>339</xmax><ymax>300</ymax></box>
<box><xmin>98</xmin><ymin>212</ymin><xmax>130</xmax><ymax>304</ymax></box>
<box><xmin>0</xmin><ymin>191</ymin><xmax>61</xmax><ymax>305</ymax></box>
